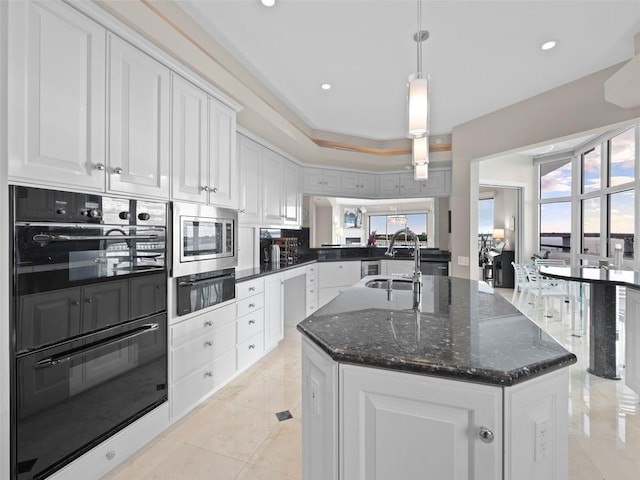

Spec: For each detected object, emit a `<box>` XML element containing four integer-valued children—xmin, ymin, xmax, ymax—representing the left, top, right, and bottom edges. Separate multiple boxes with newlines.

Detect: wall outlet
<box><xmin>310</xmin><ymin>377</ymin><xmax>320</xmax><ymax>415</ymax></box>
<box><xmin>535</xmin><ymin>417</ymin><xmax>550</xmax><ymax>461</ymax></box>
<box><xmin>457</xmin><ymin>256</ymin><xmax>469</xmax><ymax>266</ymax></box>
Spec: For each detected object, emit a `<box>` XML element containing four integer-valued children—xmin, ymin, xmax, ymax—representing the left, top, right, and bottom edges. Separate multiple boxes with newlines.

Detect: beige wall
<box><xmin>451</xmin><ymin>63</ymin><xmax>640</xmax><ymax>278</ymax></box>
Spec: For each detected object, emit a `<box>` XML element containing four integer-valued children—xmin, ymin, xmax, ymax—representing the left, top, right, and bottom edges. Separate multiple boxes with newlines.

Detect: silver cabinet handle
<box><xmin>479</xmin><ymin>427</ymin><xmax>494</xmax><ymax>443</ymax></box>
<box><xmin>248</xmin><ymin>303</ymin><xmax>255</xmax><ymax>308</ymax></box>
<box><xmin>113</xmin><ymin>167</ymin><xmax>123</xmax><ymax>175</ymax></box>
<box><xmin>212</xmin><ymin>187</ymin><xmax>218</xmax><ymax>193</ymax></box>
<box><xmin>249</xmin><ymin>344</ymin><xmax>256</xmax><ymax>350</ymax></box>
<box><xmin>201</xmin><ymin>186</ymin><xmax>211</xmax><ymax>192</ymax></box>
<box><xmin>249</xmin><ymin>286</ymin><xmax>255</xmax><ymax>292</ymax></box>
<box><xmin>249</xmin><ymin>319</ymin><xmax>256</xmax><ymax>325</ymax></box>
<box><xmin>204</xmin><ymin>371</ymin><xmax>214</xmax><ymax>378</ymax></box>
<box><xmin>238</xmin><ymin>209</ymin><xmax>246</xmax><ymax>213</ymax></box>
<box><xmin>204</xmin><ymin>320</ymin><xmax>213</xmax><ymax>327</ymax></box>
<box><xmin>95</xmin><ymin>163</ymin><xmax>105</xmax><ymax>171</ymax></box>
<box><xmin>204</xmin><ymin>340</ymin><xmax>213</xmax><ymax>347</ymax></box>
<box><xmin>71</xmin><ymin>300</ymin><xmax>80</xmax><ymax>306</ymax></box>
<box><xmin>86</xmin><ymin>298</ymin><xmax>93</xmax><ymax>303</ymax></box>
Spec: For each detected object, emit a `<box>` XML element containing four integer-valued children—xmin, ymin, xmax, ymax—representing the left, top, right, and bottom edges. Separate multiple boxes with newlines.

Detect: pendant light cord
<box><xmin>416</xmin><ymin>0</ymin><xmax>422</xmax><ymax>74</ymax></box>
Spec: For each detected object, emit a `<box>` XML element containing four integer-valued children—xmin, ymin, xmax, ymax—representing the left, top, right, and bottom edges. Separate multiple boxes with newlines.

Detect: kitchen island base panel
<box><xmin>302</xmin><ymin>337</ymin><xmax>570</xmax><ymax>480</ymax></box>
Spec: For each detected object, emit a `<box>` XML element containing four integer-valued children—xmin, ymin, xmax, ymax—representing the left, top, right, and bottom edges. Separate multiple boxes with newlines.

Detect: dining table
<box><xmin>539</xmin><ymin>265</ymin><xmax>640</xmax><ymax>380</ymax></box>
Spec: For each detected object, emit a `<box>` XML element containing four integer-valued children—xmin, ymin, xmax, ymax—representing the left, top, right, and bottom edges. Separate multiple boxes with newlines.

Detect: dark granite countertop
<box><xmin>236</xmin><ymin>258</ymin><xmax>317</xmax><ymax>282</ymax></box>
<box><xmin>540</xmin><ymin>265</ymin><xmax>640</xmax><ymax>289</ymax></box>
<box><xmin>297</xmin><ymin>275</ymin><xmax>576</xmax><ymax>386</ymax></box>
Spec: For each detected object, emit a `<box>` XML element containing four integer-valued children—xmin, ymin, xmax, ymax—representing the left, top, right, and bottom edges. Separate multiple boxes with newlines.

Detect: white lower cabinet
<box><xmin>626</xmin><ymin>288</ymin><xmax>640</xmax><ymax>394</ymax></box>
<box><xmin>317</xmin><ymin>261</ymin><xmax>361</xmax><ymax>308</ymax></box>
<box><xmin>265</xmin><ymin>272</ymin><xmax>285</xmax><ymax>351</ymax></box>
<box><xmin>340</xmin><ymin>364</ymin><xmax>502</xmax><ymax>480</ymax></box>
<box><xmin>306</xmin><ymin>264</ymin><xmax>318</xmax><ymax>316</ymax></box>
<box><xmin>302</xmin><ymin>337</ymin><xmax>570</xmax><ymax>480</ymax></box>
<box><xmin>382</xmin><ymin>259</ymin><xmax>414</xmax><ymax>276</ymax></box>
<box><xmin>169</xmin><ymin>303</ymin><xmax>237</xmax><ymax>420</ymax></box>
<box><xmin>236</xmin><ymin>277</ymin><xmax>266</xmax><ymax>372</ymax></box>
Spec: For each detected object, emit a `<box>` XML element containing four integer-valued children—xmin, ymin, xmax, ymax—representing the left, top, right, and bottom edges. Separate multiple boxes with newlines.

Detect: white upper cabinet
<box><xmin>378</xmin><ymin>174</ymin><xmax>401</xmax><ymax>197</ymax></box>
<box><xmin>171</xmin><ymin>74</ymin><xmax>209</xmax><ymax>203</ymax></box>
<box><xmin>208</xmin><ymin>98</ymin><xmax>237</xmax><ymax>208</ymax></box>
<box><xmin>342</xmin><ymin>172</ymin><xmax>376</xmax><ymax>197</ymax></box>
<box><xmin>282</xmin><ymin>159</ymin><xmax>301</xmax><ymax>226</ymax></box>
<box><xmin>172</xmin><ymin>74</ymin><xmax>237</xmax><ymax>207</ymax></box>
<box><xmin>304</xmin><ymin>168</ymin><xmax>342</xmax><ymax>195</ymax></box>
<box><xmin>8</xmin><ymin>0</ymin><xmax>107</xmax><ymax>191</ymax></box>
<box><xmin>237</xmin><ymin>135</ymin><xmax>262</xmax><ymax>224</ymax></box>
<box><xmin>238</xmin><ymin>133</ymin><xmax>302</xmax><ymax>227</ymax></box>
<box><xmin>262</xmin><ymin>149</ymin><xmax>285</xmax><ymax>224</ymax></box>
<box><xmin>419</xmin><ymin>168</ymin><xmax>451</xmax><ymax>196</ymax></box>
<box><xmin>108</xmin><ymin>35</ymin><xmax>170</xmax><ymax>199</ymax></box>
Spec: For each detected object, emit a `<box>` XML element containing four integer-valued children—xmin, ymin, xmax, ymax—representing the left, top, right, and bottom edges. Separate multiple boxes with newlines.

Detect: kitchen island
<box><xmin>297</xmin><ymin>275</ymin><xmax>576</xmax><ymax>480</ymax></box>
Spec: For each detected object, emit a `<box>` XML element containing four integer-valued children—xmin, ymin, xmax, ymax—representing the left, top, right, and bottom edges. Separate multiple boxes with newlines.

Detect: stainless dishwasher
<box><xmin>361</xmin><ymin>260</ymin><xmax>381</xmax><ymax>277</ymax></box>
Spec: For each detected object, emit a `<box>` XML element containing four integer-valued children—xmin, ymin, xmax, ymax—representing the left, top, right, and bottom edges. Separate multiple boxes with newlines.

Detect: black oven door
<box><xmin>15</xmin><ymin>314</ymin><xmax>167</xmax><ymax>480</ymax></box>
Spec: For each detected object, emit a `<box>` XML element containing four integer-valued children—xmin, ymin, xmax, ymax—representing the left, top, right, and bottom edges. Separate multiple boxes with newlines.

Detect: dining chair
<box><xmin>511</xmin><ymin>262</ymin><xmax>529</xmax><ymax>308</ymax></box>
<box><xmin>523</xmin><ymin>264</ymin><xmax>570</xmax><ymax>321</ymax></box>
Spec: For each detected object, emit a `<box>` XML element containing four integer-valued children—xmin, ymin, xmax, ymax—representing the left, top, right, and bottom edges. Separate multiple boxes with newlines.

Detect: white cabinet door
<box><xmin>303</xmin><ymin>168</ymin><xmax>342</xmax><ymax>195</ymax></box>
<box><xmin>108</xmin><ymin>35</ymin><xmax>170</xmax><ymax>199</ymax></box>
<box><xmin>8</xmin><ymin>0</ymin><xmax>106</xmax><ymax>191</ymax></box>
<box><xmin>303</xmin><ymin>168</ymin><xmax>325</xmax><ymax>194</ymax></box>
<box><xmin>318</xmin><ymin>261</ymin><xmax>361</xmax><ymax>288</ymax></box>
<box><xmin>343</xmin><ymin>172</ymin><xmax>377</xmax><ymax>197</ymax></box>
<box><xmin>378</xmin><ymin>174</ymin><xmax>400</xmax><ymax>197</ymax></box>
<box><xmin>237</xmin><ymin>135</ymin><xmax>262</xmax><ymax>224</ymax></box>
<box><xmin>420</xmin><ymin>168</ymin><xmax>451</xmax><ymax>196</ymax></box>
<box><xmin>262</xmin><ymin>149</ymin><xmax>284</xmax><ymax>225</ymax></box>
<box><xmin>340</xmin><ymin>364</ymin><xmax>502</xmax><ymax>480</ymax></box>
<box><xmin>208</xmin><ymin>98</ymin><xmax>237</xmax><ymax>207</ymax></box>
<box><xmin>264</xmin><ymin>273</ymin><xmax>284</xmax><ymax>351</ymax></box>
<box><xmin>282</xmin><ymin>159</ymin><xmax>301</xmax><ymax>226</ymax></box>
<box><xmin>626</xmin><ymin>288</ymin><xmax>640</xmax><ymax>395</ymax></box>
<box><xmin>171</xmin><ymin>74</ymin><xmax>208</xmax><ymax>203</ymax></box>
<box><xmin>398</xmin><ymin>172</ymin><xmax>421</xmax><ymax>196</ymax></box>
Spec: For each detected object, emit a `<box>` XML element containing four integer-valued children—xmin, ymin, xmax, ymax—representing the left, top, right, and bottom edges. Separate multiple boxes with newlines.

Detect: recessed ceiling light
<box><xmin>321</xmin><ymin>83</ymin><xmax>331</xmax><ymax>90</ymax></box>
<box><xmin>261</xmin><ymin>0</ymin><xmax>276</xmax><ymax>7</ymax></box>
<box><xmin>541</xmin><ymin>40</ymin><xmax>558</xmax><ymax>51</ymax></box>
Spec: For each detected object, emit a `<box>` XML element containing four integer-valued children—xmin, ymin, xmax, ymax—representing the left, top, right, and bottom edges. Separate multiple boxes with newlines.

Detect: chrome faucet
<box><xmin>385</xmin><ymin>227</ymin><xmax>422</xmax><ymax>296</ymax></box>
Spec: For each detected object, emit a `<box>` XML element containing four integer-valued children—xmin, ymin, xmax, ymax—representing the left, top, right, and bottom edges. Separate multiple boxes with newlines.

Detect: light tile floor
<box><xmin>105</xmin><ymin>288</ymin><xmax>640</xmax><ymax>480</ymax></box>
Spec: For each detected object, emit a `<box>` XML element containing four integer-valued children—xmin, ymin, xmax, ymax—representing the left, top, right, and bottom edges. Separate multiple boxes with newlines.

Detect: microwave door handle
<box><xmin>33</xmin><ymin>323</ymin><xmax>160</xmax><ymax>369</ymax></box>
<box><xmin>33</xmin><ymin>234</ymin><xmax>160</xmax><ymax>243</ymax></box>
<box><xmin>177</xmin><ymin>273</ymin><xmax>235</xmax><ymax>287</ymax></box>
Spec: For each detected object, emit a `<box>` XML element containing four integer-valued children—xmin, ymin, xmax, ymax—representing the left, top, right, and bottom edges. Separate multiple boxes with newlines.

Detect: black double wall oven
<box><xmin>10</xmin><ymin>186</ymin><xmax>168</xmax><ymax>480</ymax></box>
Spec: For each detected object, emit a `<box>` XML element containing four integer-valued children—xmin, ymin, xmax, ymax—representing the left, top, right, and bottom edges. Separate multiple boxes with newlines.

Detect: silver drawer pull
<box><xmin>204</xmin><ymin>371</ymin><xmax>214</xmax><ymax>378</ymax></box>
<box><xmin>249</xmin><ymin>286</ymin><xmax>256</xmax><ymax>291</ymax></box>
<box><xmin>204</xmin><ymin>320</ymin><xmax>213</xmax><ymax>327</ymax></box>
<box><xmin>479</xmin><ymin>427</ymin><xmax>494</xmax><ymax>443</ymax></box>
<box><xmin>113</xmin><ymin>167</ymin><xmax>123</xmax><ymax>175</ymax></box>
<box><xmin>248</xmin><ymin>303</ymin><xmax>255</xmax><ymax>308</ymax></box>
<box><xmin>204</xmin><ymin>341</ymin><xmax>213</xmax><ymax>347</ymax></box>
<box><xmin>249</xmin><ymin>319</ymin><xmax>256</xmax><ymax>325</ymax></box>
<box><xmin>94</xmin><ymin>163</ymin><xmax>105</xmax><ymax>171</ymax></box>
<box><xmin>248</xmin><ymin>344</ymin><xmax>256</xmax><ymax>350</ymax></box>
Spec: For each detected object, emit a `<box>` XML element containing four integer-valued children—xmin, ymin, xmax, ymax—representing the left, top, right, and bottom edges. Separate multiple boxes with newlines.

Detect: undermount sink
<box><xmin>365</xmin><ymin>278</ymin><xmax>414</xmax><ymax>290</ymax></box>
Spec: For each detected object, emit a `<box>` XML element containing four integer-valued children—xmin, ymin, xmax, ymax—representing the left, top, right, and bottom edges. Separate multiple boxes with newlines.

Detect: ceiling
<box><xmin>175</xmin><ymin>0</ymin><xmax>640</xmax><ymax>145</ymax></box>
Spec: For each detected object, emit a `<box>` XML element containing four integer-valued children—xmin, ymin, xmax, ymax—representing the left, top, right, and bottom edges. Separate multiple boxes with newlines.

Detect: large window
<box><xmin>369</xmin><ymin>213</ymin><xmax>428</xmax><ymax>246</ymax></box>
<box><xmin>537</xmin><ymin>124</ymin><xmax>638</xmax><ymax>262</ymax></box>
<box><xmin>538</xmin><ymin>158</ymin><xmax>573</xmax><ymax>253</ymax></box>
<box><xmin>540</xmin><ymin>202</ymin><xmax>571</xmax><ymax>253</ymax></box>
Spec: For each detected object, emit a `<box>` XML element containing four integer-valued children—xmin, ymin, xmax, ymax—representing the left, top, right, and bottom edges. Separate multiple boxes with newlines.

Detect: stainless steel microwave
<box><xmin>171</xmin><ymin>202</ymin><xmax>238</xmax><ymax>276</ymax></box>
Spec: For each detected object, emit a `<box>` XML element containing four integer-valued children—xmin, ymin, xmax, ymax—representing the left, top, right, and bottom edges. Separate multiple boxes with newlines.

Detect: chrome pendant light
<box><xmin>407</xmin><ymin>0</ymin><xmax>430</xmax><ymax>180</ymax></box>
<box><xmin>407</xmin><ymin>0</ymin><xmax>429</xmax><ymax>139</ymax></box>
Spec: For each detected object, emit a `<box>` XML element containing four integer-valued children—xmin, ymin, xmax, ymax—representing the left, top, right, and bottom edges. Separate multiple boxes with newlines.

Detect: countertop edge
<box><xmin>297</xmin><ymin>323</ymin><xmax>577</xmax><ymax>387</ymax></box>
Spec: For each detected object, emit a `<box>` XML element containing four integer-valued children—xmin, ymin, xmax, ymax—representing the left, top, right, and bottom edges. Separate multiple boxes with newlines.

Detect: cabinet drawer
<box><xmin>236</xmin><ymin>294</ymin><xmax>264</xmax><ymax>318</ymax></box>
<box><xmin>171</xmin><ymin>321</ymin><xmax>236</xmax><ymax>382</ymax></box>
<box><xmin>236</xmin><ymin>277</ymin><xmax>264</xmax><ymax>301</ymax></box>
<box><xmin>237</xmin><ymin>332</ymin><xmax>264</xmax><ymax>371</ymax></box>
<box><xmin>306</xmin><ymin>273</ymin><xmax>317</xmax><ymax>288</ymax></box>
<box><xmin>170</xmin><ymin>303</ymin><xmax>235</xmax><ymax>348</ymax></box>
<box><xmin>237</xmin><ymin>308</ymin><xmax>265</xmax><ymax>344</ymax></box>
<box><xmin>171</xmin><ymin>348</ymin><xmax>236</xmax><ymax>418</ymax></box>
